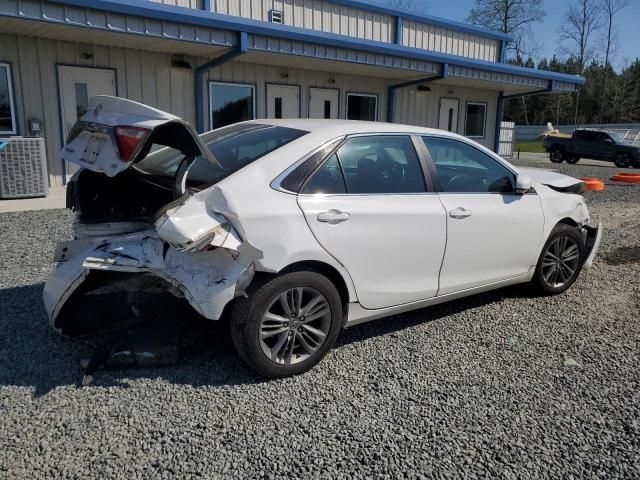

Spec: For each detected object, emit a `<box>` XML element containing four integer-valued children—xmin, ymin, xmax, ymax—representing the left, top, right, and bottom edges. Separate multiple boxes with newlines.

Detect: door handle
<box><xmin>317</xmin><ymin>209</ymin><xmax>350</xmax><ymax>224</ymax></box>
<box><xmin>449</xmin><ymin>208</ymin><xmax>472</xmax><ymax>219</ymax></box>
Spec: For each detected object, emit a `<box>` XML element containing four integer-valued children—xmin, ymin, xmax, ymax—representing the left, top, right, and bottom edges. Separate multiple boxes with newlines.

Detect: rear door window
<box><xmin>134</xmin><ymin>124</ymin><xmax>307</xmax><ymax>190</ymax></box>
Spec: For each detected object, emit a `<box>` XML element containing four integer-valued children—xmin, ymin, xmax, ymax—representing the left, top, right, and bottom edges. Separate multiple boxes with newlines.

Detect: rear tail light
<box><xmin>114</xmin><ymin>126</ymin><xmax>150</xmax><ymax>162</ymax></box>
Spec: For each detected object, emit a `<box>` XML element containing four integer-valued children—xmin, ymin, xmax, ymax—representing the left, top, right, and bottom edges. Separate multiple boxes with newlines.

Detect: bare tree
<box><xmin>598</xmin><ymin>0</ymin><xmax>629</xmax><ymax>123</ymax></box>
<box><xmin>465</xmin><ymin>0</ymin><xmax>546</xmax><ymax>57</ymax></box>
<box><xmin>389</xmin><ymin>0</ymin><xmax>429</xmax><ymax>15</ymax></box>
<box><xmin>558</xmin><ymin>0</ymin><xmax>602</xmax><ymax>73</ymax></box>
<box><xmin>558</xmin><ymin>0</ymin><xmax>601</xmax><ymax>125</ymax></box>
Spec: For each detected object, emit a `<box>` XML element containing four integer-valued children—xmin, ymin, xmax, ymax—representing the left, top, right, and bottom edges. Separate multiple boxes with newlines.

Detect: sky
<box><xmin>380</xmin><ymin>0</ymin><xmax>640</xmax><ymax>69</ymax></box>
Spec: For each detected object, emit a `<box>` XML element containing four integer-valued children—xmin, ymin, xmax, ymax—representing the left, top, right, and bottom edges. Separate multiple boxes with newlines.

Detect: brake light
<box><xmin>114</xmin><ymin>126</ymin><xmax>149</xmax><ymax>162</ymax></box>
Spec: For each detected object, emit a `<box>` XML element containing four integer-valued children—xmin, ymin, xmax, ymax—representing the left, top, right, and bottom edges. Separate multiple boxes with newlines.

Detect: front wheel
<box><xmin>549</xmin><ymin>148</ymin><xmax>564</xmax><ymax>163</ymax></box>
<box><xmin>230</xmin><ymin>271</ymin><xmax>343</xmax><ymax>378</ymax></box>
<box><xmin>614</xmin><ymin>153</ymin><xmax>632</xmax><ymax>168</ymax></box>
<box><xmin>566</xmin><ymin>156</ymin><xmax>580</xmax><ymax>164</ymax></box>
<box><xmin>532</xmin><ymin>224</ymin><xmax>585</xmax><ymax>295</ymax></box>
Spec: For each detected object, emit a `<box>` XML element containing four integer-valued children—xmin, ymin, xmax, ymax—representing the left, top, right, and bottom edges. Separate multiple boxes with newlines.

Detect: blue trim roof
<box><xmin>49</xmin><ymin>0</ymin><xmax>585</xmax><ymax>86</ymax></box>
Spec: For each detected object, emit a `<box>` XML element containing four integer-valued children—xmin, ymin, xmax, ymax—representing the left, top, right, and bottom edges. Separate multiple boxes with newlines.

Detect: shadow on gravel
<box><xmin>603</xmin><ymin>245</ymin><xmax>640</xmax><ymax>265</ymax></box>
<box><xmin>0</xmin><ymin>281</ymin><xmax>537</xmax><ymax>395</ymax></box>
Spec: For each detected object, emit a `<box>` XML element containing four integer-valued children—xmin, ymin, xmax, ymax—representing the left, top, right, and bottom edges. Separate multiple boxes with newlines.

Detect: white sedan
<box><xmin>45</xmin><ymin>96</ymin><xmax>601</xmax><ymax>378</ymax></box>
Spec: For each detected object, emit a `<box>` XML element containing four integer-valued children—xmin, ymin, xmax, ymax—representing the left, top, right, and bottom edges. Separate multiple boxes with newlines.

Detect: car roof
<box><xmin>240</xmin><ymin>119</ymin><xmax>459</xmax><ymax>138</ymax></box>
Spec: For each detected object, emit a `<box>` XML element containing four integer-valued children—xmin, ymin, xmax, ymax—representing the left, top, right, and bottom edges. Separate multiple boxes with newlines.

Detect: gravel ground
<box><xmin>1</xmin><ymin>160</ymin><xmax>639</xmax><ymax>479</ymax></box>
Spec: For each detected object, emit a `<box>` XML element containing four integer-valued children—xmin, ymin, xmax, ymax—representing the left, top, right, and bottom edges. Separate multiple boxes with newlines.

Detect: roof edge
<box><xmin>47</xmin><ymin>0</ymin><xmax>583</xmax><ymax>85</ymax></box>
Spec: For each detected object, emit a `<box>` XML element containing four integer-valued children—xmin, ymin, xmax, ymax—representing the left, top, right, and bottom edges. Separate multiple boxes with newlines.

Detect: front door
<box><xmin>297</xmin><ymin>135</ymin><xmax>447</xmax><ymax>310</ymax></box>
<box><xmin>309</xmin><ymin>88</ymin><xmax>339</xmax><ymax>119</ymax></box>
<box><xmin>58</xmin><ymin>66</ymin><xmax>116</xmax><ymax>179</ymax></box>
<box><xmin>266</xmin><ymin>84</ymin><xmax>300</xmax><ymax>119</ymax></box>
<box><xmin>438</xmin><ymin>98</ymin><xmax>459</xmax><ymax>133</ymax></box>
<box><xmin>421</xmin><ymin>135</ymin><xmax>544</xmax><ymax>295</ymax></box>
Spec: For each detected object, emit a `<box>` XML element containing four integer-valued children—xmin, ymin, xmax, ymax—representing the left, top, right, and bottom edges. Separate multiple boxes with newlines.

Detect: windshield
<box><xmin>134</xmin><ymin>123</ymin><xmax>307</xmax><ymax>190</ymax></box>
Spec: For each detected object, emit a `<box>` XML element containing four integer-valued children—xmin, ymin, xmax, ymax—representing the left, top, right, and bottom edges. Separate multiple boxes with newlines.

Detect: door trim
<box><xmin>308</xmin><ymin>86</ymin><xmax>340</xmax><ymax>119</ymax></box>
<box><xmin>438</xmin><ymin>96</ymin><xmax>460</xmax><ymax>133</ymax></box>
<box><xmin>265</xmin><ymin>82</ymin><xmax>301</xmax><ymax>118</ymax></box>
<box><xmin>55</xmin><ymin>63</ymin><xmax>118</xmax><ymax>184</ymax></box>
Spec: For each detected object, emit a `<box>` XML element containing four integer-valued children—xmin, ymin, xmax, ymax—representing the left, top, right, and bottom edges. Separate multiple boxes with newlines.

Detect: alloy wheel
<box><xmin>259</xmin><ymin>287</ymin><xmax>332</xmax><ymax>365</ymax></box>
<box><xmin>541</xmin><ymin>236</ymin><xmax>581</xmax><ymax>288</ymax></box>
<box><xmin>615</xmin><ymin>153</ymin><xmax>631</xmax><ymax>168</ymax></box>
<box><xmin>550</xmin><ymin>150</ymin><xmax>564</xmax><ymax>163</ymax></box>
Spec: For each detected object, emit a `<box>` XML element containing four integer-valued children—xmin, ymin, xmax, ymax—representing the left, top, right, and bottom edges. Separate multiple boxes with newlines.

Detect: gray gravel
<box><xmin>1</xmin><ymin>160</ymin><xmax>639</xmax><ymax>479</ymax></box>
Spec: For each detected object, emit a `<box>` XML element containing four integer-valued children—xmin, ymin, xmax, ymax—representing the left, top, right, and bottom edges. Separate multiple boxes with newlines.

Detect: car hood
<box><xmin>517</xmin><ymin>167</ymin><xmax>584</xmax><ymax>189</ymax></box>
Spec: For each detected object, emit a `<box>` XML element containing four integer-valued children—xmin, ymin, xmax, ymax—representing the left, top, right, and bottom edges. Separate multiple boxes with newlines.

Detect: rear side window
<box><xmin>134</xmin><ymin>124</ymin><xmax>306</xmax><ymax>190</ymax></box>
<box><xmin>303</xmin><ymin>135</ymin><xmax>426</xmax><ymax>194</ymax></box>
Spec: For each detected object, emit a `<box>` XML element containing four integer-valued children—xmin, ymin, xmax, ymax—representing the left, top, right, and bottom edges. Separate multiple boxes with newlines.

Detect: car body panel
<box><xmin>44</xmin><ymin>96</ymin><xmax>602</xmax><ymax>336</ymax></box>
<box><xmin>436</xmin><ymin>193</ymin><xmax>544</xmax><ymax>295</ymax></box>
<box><xmin>297</xmin><ymin>193</ymin><xmax>447</xmax><ymax>309</ymax></box>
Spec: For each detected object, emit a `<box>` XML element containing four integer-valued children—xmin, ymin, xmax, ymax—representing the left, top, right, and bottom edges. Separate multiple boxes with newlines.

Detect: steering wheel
<box><xmin>445</xmin><ymin>174</ymin><xmax>477</xmax><ymax>192</ymax></box>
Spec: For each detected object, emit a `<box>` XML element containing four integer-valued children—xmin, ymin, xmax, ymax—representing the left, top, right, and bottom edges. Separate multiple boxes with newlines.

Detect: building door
<box><xmin>309</xmin><ymin>88</ymin><xmax>339</xmax><ymax>119</ymax></box>
<box><xmin>58</xmin><ymin>66</ymin><xmax>116</xmax><ymax>180</ymax></box>
<box><xmin>438</xmin><ymin>98</ymin><xmax>459</xmax><ymax>133</ymax></box>
<box><xmin>266</xmin><ymin>84</ymin><xmax>300</xmax><ymax>119</ymax></box>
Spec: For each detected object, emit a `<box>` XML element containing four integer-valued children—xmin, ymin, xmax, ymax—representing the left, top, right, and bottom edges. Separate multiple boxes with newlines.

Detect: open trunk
<box><xmin>46</xmin><ymin>96</ymin><xmax>262</xmax><ymax>342</ymax></box>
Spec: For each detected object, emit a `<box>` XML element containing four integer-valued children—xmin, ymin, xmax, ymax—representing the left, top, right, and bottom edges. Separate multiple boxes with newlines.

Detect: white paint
<box><xmin>266</xmin><ymin>84</ymin><xmax>300</xmax><ymax>119</ymax></box>
<box><xmin>308</xmin><ymin>88</ymin><xmax>339</xmax><ymax>119</ymax></box>
<box><xmin>438</xmin><ymin>98</ymin><xmax>459</xmax><ymax>133</ymax></box>
<box><xmin>45</xmin><ymin>107</ymin><xmax>601</xmax><ymax>332</ymax></box>
<box><xmin>58</xmin><ymin>66</ymin><xmax>116</xmax><ymax>177</ymax></box>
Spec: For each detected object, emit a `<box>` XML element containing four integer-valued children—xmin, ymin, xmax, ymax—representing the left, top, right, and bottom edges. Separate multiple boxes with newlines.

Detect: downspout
<box><xmin>387</xmin><ymin>63</ymin><xmax>448</xmax><ymax>123</ymax></box>
<box><xmin>195</xmin><ymin>31</ymin><xmax>248</xmax><ymax>133</ymax></box>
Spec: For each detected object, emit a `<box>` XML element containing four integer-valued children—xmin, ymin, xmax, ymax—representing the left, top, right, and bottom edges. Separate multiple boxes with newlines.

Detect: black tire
<box><xmin>614</xmin><ymin>152</ymin><xmax>632</xmax><ymax>168</ymax></box>
<box><xmin>532</xmin><ymin>224</ymin><xmax>585</xmax><ymax>295</ymax></box>
<box><xmin>565</xmin><ymin>156</ymin><xmax>580</xmax><ymax>164</ymax></box>
<box><xmin>230</xmin><ymin>271</ymin><xmax>343</xmax><ymax>378</ymax></box>
<box><xmin>549</xmin><ymin>147</ymin><xmax>565</xmax><ymax>163</ymax></box>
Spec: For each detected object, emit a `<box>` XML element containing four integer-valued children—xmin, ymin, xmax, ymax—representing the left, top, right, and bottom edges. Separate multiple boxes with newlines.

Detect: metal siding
<box><xmin>204</xmin><ymin>60</ymin><xmax>388</xmax><ymax>129</ymax></box>
<box><xmin>209</xmin><ymin>0</ymin><xmax>395</xmax><ymax>42</ymax></box>
<box><xmin>401</xmin><ymin>19</ymin><xmax>500</xmax><ymax>62</ymax></box>
<box><xmin>0</xmin><ymin>33</ymin><xmax>197</xmax><ymax>187</ymax></box>
<box><xmin>148</xmin><ymin>0</ymin><xmax>202</xmax><ymax>9</ymax></box>
<box><xmin>393</xmin><ymin>83</ymin><xmax>499</xmax><ymax>149</ymax></box>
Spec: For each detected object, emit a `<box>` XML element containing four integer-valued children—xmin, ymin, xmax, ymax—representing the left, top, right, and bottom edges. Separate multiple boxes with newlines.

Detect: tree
<box><xmin>558</xmin><ymin>0</ymin><xmax>602</xmax><ymax>125</ymax></box>
<box><xmin>389</xmin><ymin>0</ymin><xmax>428</xmax><ymax>15</ymax></box>
<box><xmin>598</xmin><ymin>0</ymin><xmax>629</xmax><ymax>123</ymax></box>
<box><xmin>465</xmin><ymin>0</ymin><xmax>546</xmax><ymax>57</ymax></box>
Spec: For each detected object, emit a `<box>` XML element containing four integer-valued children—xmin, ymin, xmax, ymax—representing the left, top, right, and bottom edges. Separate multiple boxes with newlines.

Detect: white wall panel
<box><xmin>0</xmin><ymin>33</ymin><xmax>197</xmax><ymax>187</ymax></box>
<box><xmin>401</xmin><ymin>19</ymin><xmax>500</xmax><ymax>62</ymax></box>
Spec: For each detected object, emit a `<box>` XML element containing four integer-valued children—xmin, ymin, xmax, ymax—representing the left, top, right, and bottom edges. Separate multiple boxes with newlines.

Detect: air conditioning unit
<box><xmin>0</xmin><ymin>137</ymin><xmax>48</xmax><ymax>198</ymax></box>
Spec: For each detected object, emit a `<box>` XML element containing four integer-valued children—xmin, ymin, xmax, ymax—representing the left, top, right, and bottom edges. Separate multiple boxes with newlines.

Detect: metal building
<box><xmin>0</xmin><ymin>0</ymin><xmax>585</xmax><ymax>188</ymax></box>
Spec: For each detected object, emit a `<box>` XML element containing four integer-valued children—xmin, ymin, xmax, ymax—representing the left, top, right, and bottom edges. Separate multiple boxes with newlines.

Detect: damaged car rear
<box><xmin>45</xmin><ymin>96</ymin><xmax>602</xmax><ymax>379</ymax></box>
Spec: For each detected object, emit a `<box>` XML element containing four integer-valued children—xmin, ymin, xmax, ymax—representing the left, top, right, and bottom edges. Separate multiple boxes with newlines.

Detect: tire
<box><xmin>566</xmin><ymin>156</ymin><xmax>580</xmax><ymax>164</ymax></box>
<box><xmin>614</xmin><ymin>152</ymin><xmax>632</xmax><ymax>168</ymax></box>
<box><xmin>549</xmin><ymin>147</ymin><xmax>565</xmax><ymax>163</ymax></box>
<box><xmin>532</xmin><ymin>224</ymin><xmax>585</xmax><ymax>295</ymax></box>
<box><xmin>230</xmin><ymin>271</ymin><xmax>343</xmax><ymax>378</ymax></box>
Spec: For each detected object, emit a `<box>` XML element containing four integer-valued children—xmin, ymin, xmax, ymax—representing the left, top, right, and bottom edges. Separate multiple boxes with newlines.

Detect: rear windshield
<box><xmin>133</xmin><ymin>123</ymin><xmax>307</xmax><ymax>190</ymax></box>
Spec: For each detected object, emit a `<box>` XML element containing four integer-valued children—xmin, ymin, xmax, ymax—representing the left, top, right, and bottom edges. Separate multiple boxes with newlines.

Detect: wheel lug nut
<box><xmin>298</xmin><ymin>327</ymin><xmax>303</xmax><ymax>332</ymax></box>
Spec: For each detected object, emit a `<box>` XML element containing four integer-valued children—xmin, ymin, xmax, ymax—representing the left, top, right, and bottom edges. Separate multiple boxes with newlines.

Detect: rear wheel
<box><xmin>549</xmin><ymin>148</ymin><xmax>565</xmax><ymax>163</ymax></box>
<box><xmin>614</xmin><ymin>152</ymin><xmax>632</xmax><ymax>168</ymax></box>
<box><xmin>532</xmin><ymin>224</ymin><xmax>585</xmax><ymax>295</ymax></box>
<box><xmin>230</xmin><ymin>271</ymin><xmax>343</xmax><ymax>378</ymax></box>
<box><xmin>566</xmin><ymin>156</ymin><xmax>580</xmax><ymax>164</ymax></box>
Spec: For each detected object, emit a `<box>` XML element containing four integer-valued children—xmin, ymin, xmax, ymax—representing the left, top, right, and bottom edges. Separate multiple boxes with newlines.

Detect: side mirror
<box><xmin>515</xmin><ymin>174</ymin><xmax>533</xmax><ymax>194</ymax></box>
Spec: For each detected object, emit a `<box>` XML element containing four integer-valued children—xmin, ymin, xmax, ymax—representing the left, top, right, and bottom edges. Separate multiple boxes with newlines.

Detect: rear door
<box><xmin>421</xmin><ymin>135</ymin><xmax>544</xmax><ymax>295</ymax></box>
<box><xmin>297</xmin><ymin>135</ymin><xmax>446</xmax><ymax>309</ymax></box>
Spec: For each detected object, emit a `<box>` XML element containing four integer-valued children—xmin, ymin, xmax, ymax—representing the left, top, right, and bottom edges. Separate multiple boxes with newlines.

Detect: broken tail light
<box><xmin>114</xmin><ymin>126</ymin><xmax>150</xmax><ymax>162</ymax></box>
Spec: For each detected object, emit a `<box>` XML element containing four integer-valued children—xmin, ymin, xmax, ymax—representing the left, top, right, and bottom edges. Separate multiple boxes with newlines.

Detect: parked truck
<box><xmin>543</xmin><ymin>129</ymin><xmax>640</xmax><ymax>168</ymax></box>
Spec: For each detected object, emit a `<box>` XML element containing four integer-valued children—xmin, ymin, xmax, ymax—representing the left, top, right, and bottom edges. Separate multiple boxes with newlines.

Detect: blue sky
<box><xmin>381</xmin><ymin>0</ymin><xmax>639</xmax><ymax>69</ymax></box>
